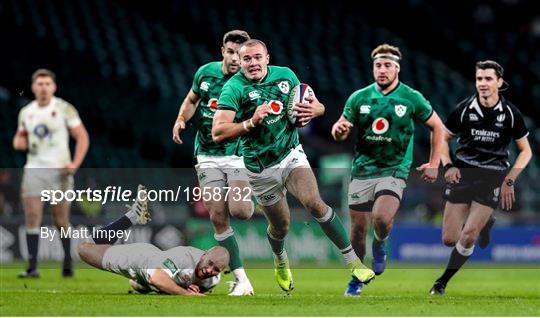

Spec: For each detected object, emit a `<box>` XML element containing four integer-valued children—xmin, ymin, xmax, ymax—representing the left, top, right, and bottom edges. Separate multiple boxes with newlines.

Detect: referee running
<box><xmin>430</xmin><ymin>60</ymin><xmax>533</xmax><ymax>295</ymax></box>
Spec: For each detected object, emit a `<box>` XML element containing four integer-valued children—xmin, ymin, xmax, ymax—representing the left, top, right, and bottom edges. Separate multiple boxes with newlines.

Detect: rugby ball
<box><xmin>286</xmin><ymin>83</ymin><xmax>316</xmax><ymax>127</ymax></box>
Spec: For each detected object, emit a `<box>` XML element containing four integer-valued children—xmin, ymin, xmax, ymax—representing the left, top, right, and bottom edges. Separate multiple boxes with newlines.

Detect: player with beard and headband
<box><xmin>171</xmin><ymin>30</ymin><xmax>255</xmax><ymax>296</ymax></box>
<box><xmin>429</xmin><ymin>60</ymin><xmax>532</xmax><ymax>295</ymax></box>
<box><xmin>331</xmin><ymin>44</ymin><xmax>445</xmax><ymax>296</ymax></box>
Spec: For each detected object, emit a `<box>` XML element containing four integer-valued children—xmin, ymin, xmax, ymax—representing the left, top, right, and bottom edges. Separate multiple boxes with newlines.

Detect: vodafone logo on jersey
<box><xmin>268</xmin><ymin>100</ymin><xmax>283</xmax><ymax>115</ymax></box>
<box><xmin>372</xmin><ymin>118</ymin><xmax>389</xmax><ymax>134</ymax></box>
<box><xmin>208</xmin><ymin>98</ymin><xmax>218</xmax><ymax>111</ymax></box>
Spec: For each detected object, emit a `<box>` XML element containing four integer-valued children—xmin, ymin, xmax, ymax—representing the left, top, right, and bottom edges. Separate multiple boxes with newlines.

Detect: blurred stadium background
<box><xmin>0</xmin><ymin>0</ymin><xmax>538</xmax><ymax>266</ymax></box>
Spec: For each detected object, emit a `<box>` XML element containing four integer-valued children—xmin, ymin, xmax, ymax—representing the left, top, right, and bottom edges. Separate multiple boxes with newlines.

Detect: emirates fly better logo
<box><xmin>372</xmin><ymin>117</ymin><xmax>389</xmax><ymax>134</ymax></box>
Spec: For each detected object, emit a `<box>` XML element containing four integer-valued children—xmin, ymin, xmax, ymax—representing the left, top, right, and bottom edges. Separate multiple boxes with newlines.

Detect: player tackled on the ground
<box><xmin>78</xmin><ymin>185</ymin><xmax>228</xmax><ymax>295</ymax></box>
<box><xmin>171</xmin><ymin>30</ymin><xmax>255</xmax><ymax>296</ymax></box>
<box><xmin>430</xmin><ymin>60</ymin><xmax>532</xmax><ymax>295</ymax></box>
<box><xmin>331</xmin><ymin>44</ymin><xmax>445</xmax><ymax>296</ymax></box>
<box><xmin>212</xmin><ymin>39</ymin><xmax>375</xmax><ymax>294</ymax></box>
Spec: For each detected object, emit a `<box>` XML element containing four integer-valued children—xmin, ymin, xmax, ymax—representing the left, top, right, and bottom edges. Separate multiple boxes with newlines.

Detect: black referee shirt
<box><xmin>445</xmin><ymin>95</ymin><xmax>529</xmax><ymax>171</ymax></box>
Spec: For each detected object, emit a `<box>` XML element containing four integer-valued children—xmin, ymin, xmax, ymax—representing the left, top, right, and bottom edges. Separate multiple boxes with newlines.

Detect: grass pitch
<box><xmin>1</xmin><ymin>262</ymin><xmax>538</xmax><ymax>316</ymax></box>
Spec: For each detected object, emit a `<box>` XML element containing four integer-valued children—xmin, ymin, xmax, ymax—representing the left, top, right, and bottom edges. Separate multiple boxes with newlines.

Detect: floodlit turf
<box><xmin>1</xmin><ymin>262</ymin><xmax>538</xmax><ymax>316</ymax></box>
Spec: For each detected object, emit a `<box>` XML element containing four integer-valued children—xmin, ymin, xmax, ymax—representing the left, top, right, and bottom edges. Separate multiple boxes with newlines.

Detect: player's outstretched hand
<box><xmin>251</xmin><ymin>101</ymin><xmax>271</xmax><ymax>126</ymax></box>
<box><xmin>416</xmin><ymin>163</ymin><xmax>438</xmax><ymax>183</ymax></box>
<box><xmin>294</xmin><ymin>96</ymin><xmax>325</xmax><ymax>123</ymax></box>
<box><xmin>172</xmin><ymin>120</ymin><xmax>186</xmax><ymax>144</ymax></box>
<box><xmin>444</xmin><ymin>167</ymin><xmax>461</xmax><ymax>184</ymax></box>
<box><xmin>500</xmin><ymin>179</ymin><xmax>515</xmax><ymax>211</ymax></box>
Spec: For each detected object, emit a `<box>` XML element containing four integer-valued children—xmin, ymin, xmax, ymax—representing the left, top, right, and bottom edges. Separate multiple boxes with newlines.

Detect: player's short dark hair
<box><xmin>476</xmin><ymin>60</ymin><xmax>504</xmax><ymax>78</ymax></box>
<box><xmin>223</xmin><ymin>30</ymin><xmax>250</xmax><ymax>45</ymax></box>
<box><xmin>239</xmin><ymin>39</ymin><xmax>268</xmax><ymax>54</ymax></box>
<box><xmin>31</xmin><ymin>68</ymin><xmax>56</xmax><ymax>83</ymax></box>
<box><xmin>371</xmin><ymin>44</ymin><xmax>402</xmax><ymax>59</ymax></box>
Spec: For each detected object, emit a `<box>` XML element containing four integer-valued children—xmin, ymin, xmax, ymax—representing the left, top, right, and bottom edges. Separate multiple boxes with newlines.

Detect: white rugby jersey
<box><xmin>17</xmin><ymin>97</ymin><xmax>82</xmax><ymax>168</ymax></box>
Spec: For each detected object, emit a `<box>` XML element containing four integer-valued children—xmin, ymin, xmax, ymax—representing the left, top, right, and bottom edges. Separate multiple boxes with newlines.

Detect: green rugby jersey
<box><xmin>218</xmin><ymin>66</ymin><xmax>300</xmax><ymax>172</ymax></box>
<box><xmin>342</xmin><ymin>82</ymin><xmax>433</xmax><ymax>180</ymax></box>
<box><xmin>191</xmin><ymin>61</ymin><xmax>239</xmax><ymax>156</ymax></box>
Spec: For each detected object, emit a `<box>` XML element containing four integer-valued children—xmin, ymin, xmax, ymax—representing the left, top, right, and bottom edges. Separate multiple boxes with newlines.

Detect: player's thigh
<box><xmin>371</xmin><ymin>177</ymin><xmax>405</xmax><ymax>224</ymax></box>
<box><xmin>261</xmin><ymin>197</ymin><xmax>291</xmax><ymax>233</ymax></box>
<box><xmin>202</xmin><ymin>181</ymin><xmax>229</xmax><ymax>232</ymax></box>
<box><xmin>285</xmin><ymin>167</ymin><xmax>326</xmax><ymax>212</ymax></box>
<box><xmin>226</xmin><ymin>179</ymin><xmax>253</xmax><ymax>218</ymax></box>
<box><xmin>348</xmin><ymin>178</ymin><xmax>377</xmax><ymax>213</ymax></box>
<box><xmin>22</xmin><ymin>197</ymin><xmax>44</xmax><ymax>227</ymax></box>
<box><xmin>372</xmin><ymin>195</ymin><xmax>400</xmax><ymax>225</ymax></box>
<box><xmin>246</xmin><ymin>168</ymin><xmax>286</xmax><ymax>207</ymax></box>
<box><xmin>442</xmin><ymin>202</ymin><xmax>469</xmax><ymax>246</ymax></box>
<box><xmin>78</xmin><ymin>242</ymin><xmax>111</xmax><ymax>269</ymax></box>
<box><xmin>461</xmin><ymin>201</ymin><xmax>494</xmax><ymax>241</ymax></box>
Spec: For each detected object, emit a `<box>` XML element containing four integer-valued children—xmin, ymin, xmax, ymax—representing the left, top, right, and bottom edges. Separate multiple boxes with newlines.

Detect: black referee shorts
<box><xmin>443</xmin><ymin>168</ymin><xmax>504</xmax><ymax>209</ymax></box>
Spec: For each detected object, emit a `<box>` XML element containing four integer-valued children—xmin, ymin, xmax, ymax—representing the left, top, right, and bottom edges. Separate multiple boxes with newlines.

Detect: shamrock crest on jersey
<box><xmin>343</xmin><ymin>82</ymin><xmax>434</xmax><ymax>180</ymax></box>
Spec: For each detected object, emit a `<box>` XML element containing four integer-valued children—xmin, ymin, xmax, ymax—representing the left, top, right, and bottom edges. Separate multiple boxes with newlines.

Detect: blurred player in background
<box><xmin>78</xmin><ymin>185</ymin><xmax>226</xmax><ymax>295</ymax></box>
<box><xmin>172</xmin><ymin>30</ymin><xmax>255</xmax><ymax>296</ymax></box>
<box><xmin>430</xmin><ymin>60</ymin><xmax>532</xmax><ymax>295</ymax></box>
<box><xmin>213</xmin><ymin>39</ymin><xmax>375</xmax><ymax>293</ymax></box>
<box><xmin>13</xmin><ymin>69</ymin><xmax>89</xmax><ymax>278</ymax></box>
<box><xmin>331</xmin><ymin>44</ymin><xmax>444</xmax><ymax>296</ymax></box>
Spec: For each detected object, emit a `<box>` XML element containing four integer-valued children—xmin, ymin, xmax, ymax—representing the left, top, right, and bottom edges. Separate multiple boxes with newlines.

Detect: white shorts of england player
<box><xmin>102</xmin><ymin>243</ymin><xmax>160</xmax><ymax>284</ymax></box>
<box><xmin>195</xmin><ymin>155</ymin><xmax>248</xmax><ymax>187</ymax></box>
<box><xmin>246</xmin><ymin>144</ymin><xmax>310</xmax><ymax>206</ymax></box>
<box><xmin>21</xmin><ymin>168</ymin><xmax>74</xmax><ymax>198</ymax></box>
<box><xmin>348</xmin><ymin>176</ymin><xmax>406</xmax><ymax>209</ymax></box>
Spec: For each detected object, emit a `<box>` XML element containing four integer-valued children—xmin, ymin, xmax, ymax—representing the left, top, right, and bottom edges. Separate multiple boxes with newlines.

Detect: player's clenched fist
<box><xmin>331</xmin><ymin>117</ymin><xmax>354</xmax><ymax>142</ymax></box>
<box><xmin>251</xmin><ymin>101</ymin><xmax>271</xmax><ymax>126</ymax></box>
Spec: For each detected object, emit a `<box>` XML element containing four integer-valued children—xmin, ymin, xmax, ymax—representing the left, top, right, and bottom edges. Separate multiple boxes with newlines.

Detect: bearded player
<box><xmin>171</xmin><ymin>30</ymin><xmax>254</xmax><ymax>296</ymax></box>
<box><xmin>331</xmin><ymin>44</ymin><xmax>445</xmax><ymax>296</ymax></box>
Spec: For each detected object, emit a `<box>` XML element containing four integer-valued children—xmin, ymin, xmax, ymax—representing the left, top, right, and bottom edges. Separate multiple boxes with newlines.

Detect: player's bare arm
<box><xmin>148</xmin><ymin>268</ymin><xmax>203</xmax><ymax>296</ymax></box>
<box><xmin>500</xmin><ymin>137</ymin><xmax>532</xmax><ymax>210</ymax></box>
<box><xmin>416</xmin><ymin>111</ymin><xmax>444</xmax><ymax>183</ymax></box>
<box><xmin>293</xmin><ymin>96</ymin><xmax>325</xmax><ymax>124</ymax></box>
<box><xmin>66</xmin><ymin>124</ymin><xmax>89</xmax><ymax>174</ymax></box>
<box><xmin>12</xmin><ymin>130</ymin><xmax>28</xmax><ymax>151</ymax></box>
<box><xmin>331</xmin><ymin>115</ymin><xmax>354</xmax><ymax>142</ymax></box>
<box><xmin>173</xmin><ymin>89</ymin><xmax>201</xmax><ymax>144</ymax></box>
<box><xmin>212</xmin><ymin>102</ymin><xmax>270</xmax><ymax>144</ymax></box>
<box><xmin>440</xmin><ymin>129</ymin><xmax>461</xmax><ymax>184</ymax></box>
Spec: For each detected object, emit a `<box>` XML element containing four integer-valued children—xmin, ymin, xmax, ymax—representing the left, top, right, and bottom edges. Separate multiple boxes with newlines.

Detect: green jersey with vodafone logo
<box><xmin>191</xmin><ymin>61</ymin><xmax>239</xmax><ymax>156</ymax></box>
<box><xmin>218</xmin><ymin>66</ymin><xmax>300</xmax><ymax>172</ymax></box>
<box><xmin>343</xmin><ymin>82</ymin><xmax>433</xmax><ymax>180</ymax></box>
